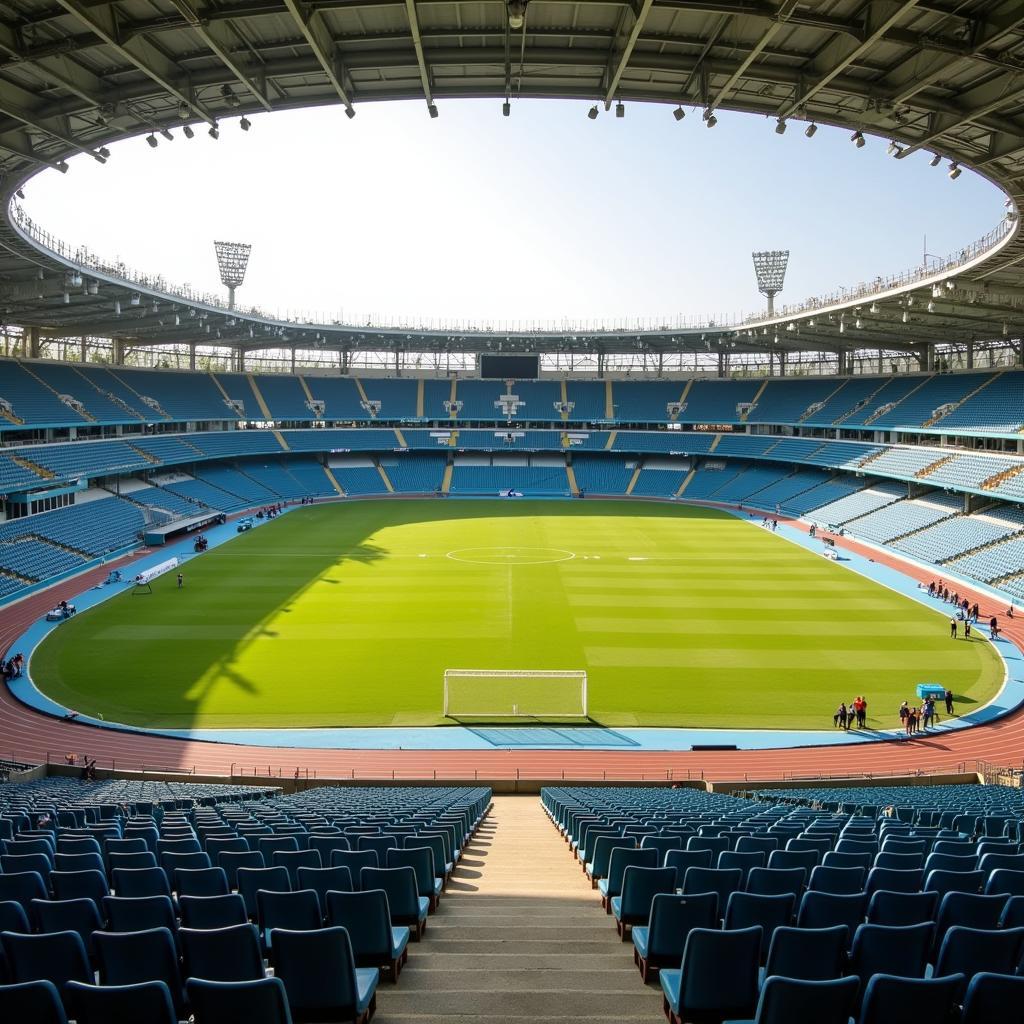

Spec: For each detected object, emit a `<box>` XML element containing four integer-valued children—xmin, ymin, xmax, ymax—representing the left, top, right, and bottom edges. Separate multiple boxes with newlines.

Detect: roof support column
<box><xmin>966</xmin><ymin>340</ymin><xmax>974</xmax><ymax>370</ymax></box>
<box><xmin>778</xmin><ymin>350</ymin><xmax>786</xmax><ymax>376</ymax></box>
<box><xmin>26</xmin><ymin>326</ymin><xmax>40</xmax><ymax>359</ymax></box>
<box><xmin>113</xmin><ymin>338</ymin><xmax>125</xmax><ymax>365</ymax></box>
<box><xmin>717</xmin><ymin>351</ymin><xmax>726</xmax><ymax>378</ymax></box>
<box><xmin>80</xmin><ymin>336</ymin><xmax>87</xmax><ymax>364</ymax></box>
<box><xmin>597</xmin><ymin>352</ymin><xmax>605</xmax><ymax>378</ymax></box>
<box><xmin>291</xmin><ymin>348</ymin><xmax>296</xmax><ymax>375</ymax></box>
<box><xmin>234</xmin><ymin>347</ymin><xmax>245</xmax><ymax>373</ymax></box>
<box><xmin>877</xmin><ymin>349</ymin><xmax>884</xmax><ymax>374</ymax></box>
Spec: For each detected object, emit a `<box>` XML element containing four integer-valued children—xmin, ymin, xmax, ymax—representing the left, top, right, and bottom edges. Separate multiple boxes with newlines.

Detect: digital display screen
<box><xmin>479</xmin><ymin>354</ymin><xmax>540</xmax><ymax>379</ymax></box>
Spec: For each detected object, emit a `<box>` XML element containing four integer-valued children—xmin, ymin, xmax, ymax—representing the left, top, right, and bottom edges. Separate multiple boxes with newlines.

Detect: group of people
<box><xmin>1</xmin><ymin>652</ymin><xmax>24</xmax><ymax>681</ymax></box>
<box><xmin>833</xmin><ymin>696</ymin><xmax>869</xmax><ymax>729</ymax></box>
<box><xmin>257</xmin><ymin>504</ymin><xmax>284</xmax><ymax>518</ymax></box>
<box><xmin>63</xmin><ymin>753</ymin><xmax>98</xmax><ymax>779</ymax></box>
<box><xmin>926</xmin><ymin>579</ymin><xmax>1015</xmax><ymax>641</ymax></box>
<box><xmin>192</xmin><ymin>534</ymin><xmax>209</xmax><ymax>553</ymax></box>
<box><xmin>759</xmin><ymin>517</ymin><xmax>779</xmax><ymax>532</ymax></box>
<box><xmin>297</xmin><ymin>497</ymin><xmax>318</xmax><ymax>506</ymax></box>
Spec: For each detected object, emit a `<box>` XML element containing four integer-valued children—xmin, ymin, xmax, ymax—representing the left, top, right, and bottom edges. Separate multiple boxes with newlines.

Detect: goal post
<box><xmin>443</xmin><ymin>669</ymin><xmax>588</xmax><ymax>720</ymax></box>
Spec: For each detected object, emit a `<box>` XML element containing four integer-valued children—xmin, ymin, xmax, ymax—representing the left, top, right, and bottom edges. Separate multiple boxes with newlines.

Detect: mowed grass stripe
<box><xmin>31</xmin><ymin>499</ymin><xmax>1002</xmax><ymax>730</ymax></box>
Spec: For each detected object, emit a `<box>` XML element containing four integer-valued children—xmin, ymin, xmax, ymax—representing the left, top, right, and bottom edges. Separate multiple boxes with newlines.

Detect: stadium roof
<box><xmin>1</xmin><ymin>0</ymin><xmax>1024</xmax><ymax>358</ymax></box>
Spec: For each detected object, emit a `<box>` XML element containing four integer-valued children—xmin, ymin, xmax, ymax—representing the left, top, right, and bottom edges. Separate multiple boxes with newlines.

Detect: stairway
<box><xmin>109</xmin><ymin>369</ymin><xmax>172</xmax><ymax>420</ymax></box>
<box><xmin>925</xmin><ymin>371</ymin><xmax>1003</xmax><ymax>428</ymax></box>
<box><xmin>10</xmin><ymin>453</ymin><xmax>52</xmax><ymax>480</ymax></box>
<box><xmin>372</xmin><ymin>796</ymin><xmax>659</xmax><ymax>1024</ymax></box>
<box><xmin>915</xmin><ymin>453</ymin><xmax>954</xmax><ymax>479</ymax></box>
<box><xmin>982</xmin><ymin>462</ymin><xmax>1024</xmax><ymax>492</ymax></box>
<box><xmin>19</xmin><ymin>360</ymin><xmax>95</xmax><ymax>421</ymax></box>
<box><xmin>863</xmin><ymin>374</ymin><xmax>934</xmax><ymax>426</ymax></box>
<box><xmin>70</xmin><ymin>366</ymin><xmax>146</xmax><ymax>421</ymax></box>
<box><xmin>125</xmin><ymin>442</ymin><xmax>162</xmax><ymax>465</ymax></box>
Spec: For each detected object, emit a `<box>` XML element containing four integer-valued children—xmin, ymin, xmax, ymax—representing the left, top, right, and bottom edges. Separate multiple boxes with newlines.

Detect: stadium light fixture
<box><xmin>902</xmin><ymin>310</ymin><xmax>909</xmax><ymax>323</ymax></box>
<box><xmin>804</xmin><ymin>122</ymin><xmax>817</xmax><ymax>138</ymax></box>
<box><xmin>751</xmin><ymin>250</ymin><xmax>790</xmax><ymax>317</ymax></box>
<box><xmin>929</xmin><ymin>152</ymin><xmax>942</xmax><ymax>167</ymax></box>
<box><xmin>705</xmin><ymin>111</ymin><xmax>717</xmax><ymax>128</ymax></box>
<box><xmin>587</xmin><ymin>105</ymin><xmax>599</xmax><ymax>120</ymax></box>
<box><xmin>869</xmin><ymin>302</ymin><xmax>878</xmax><ymax>314</ymax></box>
<box><xmin>15</xmin><ymin>188</ymin><xmax>24</xmax><ymax>199</ymax></box>
<box><xmin>178</xmin><ymin>101</ymin><xmax>190</xmax><ymax>119</ymax></box>
<box><xmin>851</xmin><ymin>131</ymin><xmax>865</xmax><ymax>148</ymax></box>
<box><xmin>98</xmin><ymin>147</ymin><xmax>110</xmax><ymax>159</ymax></box>
<box><xmin>502</xmin><ymin>101</ymin><xmax>511</xmax><ymax>117</ymax></box>
<box><xmin>507</xmin><ymin>0</ymin><xmax>528</xmax><ymax>28</ymax></box>
<box><xmin>183</xmin><ymin>125</ymin><xmax>195</xmax><ymax>139</ymax></box>
<box><xmin>62</xmin><ymin>291</ymin><xmax>69</xmax><ymax>304</ymax></box>
<box><xmin>887</xmin><ymin>140</ymin><xmax>898</xmax><ymax>155</ymax></box>
<box><xmin>345</xmin><ymin>107</ymin><xmax>356</xmax><ymax>119</ymax></box>
<box><xmin>160</xmin><ymin>128</ymin><xmax>173</xmax><ymax>141</ymax></box>
<box><xmin>673</xmin><ymin>106</ymin><xmax>685</xmax><ymax>121</ymax></box>
<box><xmin>57</xmin><ymin>161</ymin><xmax>69</xmax><ymax>173</ymax></box>
<box><xmin>129</xmin><ymin>293</ymin><xmax>140</xmax><ymax>306</ymax></box>
<box><xmin>775</xmin><ymin>119</ymin><xmax>786</xmax><ymax>135</ymax></box>
<box><xmin>209</xmin><ymin>125</ymin><xmax>220</xmax><ymax>139</ymax></box>
<box><xmin>220</xmin><ymin>84</ymin><xmax>240</xmax><ymax>108</ymax></box>
<box><xmin>114</xmin><ymin>299</ymin><xmax>121</xmax><ymax>315</ymax></box>
<box><xmin>240</xmin><ymin>117</ymin><xmax>251</xmax><ymax>131</ymax></box>
<box><xmin>146</xmin><ymin>134</ymin><xmax>157</xmax><ymax>148</ymax></box>
<box><xmin>927</xmin><ymin>300</ymin><xmax>936</xmax><ymax>313</ymax></box>
<box><xmin>69</xmin><ymin>271</ymin><xmax>82</xmax><ymax>288</ymax></box>
<box><xmin>948</xmin><ymin>162</ymin><xmax>962</xmax><ymax>180</ymax></box>
<box><xmin>615</xmin><ymin>101</ymin><xmax>625</xmax><ymax>118</ymax></box>
<box><xmin>214</xmin><ymin>240</ymin><xmax>253</xmax><ymax>310</ymax></box>
<box><xmin>428</xmin><ymin>104</ymin><xmax>439</xmax><ymax>119</ymax></box>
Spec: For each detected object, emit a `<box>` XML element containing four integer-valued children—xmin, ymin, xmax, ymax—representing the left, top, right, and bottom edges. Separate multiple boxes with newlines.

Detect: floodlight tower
<box><xmin>213</xmin><ymin>240</ymin><xmax>252</xmax><ymax>310</ymax></box>
<box><xmin>752</xmin><ymin>250</ymin><xmax>790</xmax><ymax>317</ymax></box>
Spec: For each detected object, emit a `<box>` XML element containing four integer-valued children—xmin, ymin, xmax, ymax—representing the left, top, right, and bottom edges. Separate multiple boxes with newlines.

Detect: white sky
<box><xmin>25</xmin><ymin>100</ymin><xmax>1005</xmax><ymax>327</ymax></box>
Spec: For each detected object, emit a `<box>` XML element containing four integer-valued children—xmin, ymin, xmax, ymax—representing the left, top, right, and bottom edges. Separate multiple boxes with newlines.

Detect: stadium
<box><xmin>3</xmin><ymin>0</ymin><xmax>1024</xmax><ymax>1020</ymax></box>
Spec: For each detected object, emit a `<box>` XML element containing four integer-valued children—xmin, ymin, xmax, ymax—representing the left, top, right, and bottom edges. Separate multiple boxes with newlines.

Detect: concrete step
<box><xmin>395</xmin><ymin>969</ymin><xmax>642</xmax><ymax>993</ymax></box>
<box><xmin>372</xmin><ymin>990</ymin><xmax>658</xmax><ymax>1017</ymax></box>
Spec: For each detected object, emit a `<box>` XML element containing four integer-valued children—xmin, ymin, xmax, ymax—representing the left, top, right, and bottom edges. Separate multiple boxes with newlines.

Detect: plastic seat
<box><xmin>308</xmin><ymin>836</ymin><xmax>351</xmax><ymax>864</ymax></box>
<box><xmin>681</xmin><ymin>866</ymin><xmax>743</xmax><ymax>915</ymax></box>
<box><xmin>631</xmin><ymin>891</ymin><xmax>717</xmax><ymax>983</ymax></box>
<box><xmin>205</xmin><ymin>837</ymin><xmax>251</xmax><ymax>860</ymax></box>
<box><xmin>860</xmin><ymin>973</ymin><xmax>964</xmax><ymax>1024</ymax></box>
<box><xmin>874</xmin><ymin>851</ymin><xmax>924</xmax><ymax>871</ymax></box>
<box><xmin>1</xmin><ymin>853</ymin><xmax>52</xmax><ymax>886</ymax></box>
<box><xmin>66</xmin><ymin>980</ymin><xmax>176</xmax><ymax>1024</ymax></box>
<box><xmin>219</xmin><ymin>851</ymin><xmax>265</xmax><ymax>889</ymax></box>
<box><xmin>865</xmin><ymin>888</ymin><xmax>937</xmax><ymax>926</ymax></box>
<box><xmin>326</xmin><ymin>889</ymin><xmax>410</xmax><ymax>981</ymax></box>
<box><xmin>50</xmin><ymin>869</ymin><xmax>108</xmax><ymax>908</ymax></box>
<box><xmin>273</xmin><ymin>850</ymin><xmax>322</xmax><ymax>890</ymax></box>
<box><xmin>357</xmin><ymin>835</ymin><xmax>399</xmax><ymax>862</ymax></box>
<box><xmin>807</xmin><ymin>865</ymin><xmax>863</xmax><ymax>895</ymax></box>
<box><xmin>1</xmin><ymin>930</ymin><xmax>92</xmax><ymax>1010</ymax></box>
<box><xmin>256</xmin><ymin>889</ymin><xmax>322</xmax><ymax>949</ymax></box>
<box><xmin>664</xmin><ymin>849</ymin><xmax>712</xmax><ymax>877</ymax></box>
<box><xmin>766</xmin><ymin>850</ymin><xmax>816</xmax><ymax>877</ymax></box>
<box><xmin>717</xmin><ymin>851</ymin><xmax>764</xmax><ymax>886</ymax></box>
<box><xmin>295</xmin><ymin>866</ymin><xmax>353</xmax><ymax>920</ymax></box>
<box><xmin>0</xmin><ymin>871</ymin><xmax>48</xmax><ymax>912</ymax></box>
<box><xmin>924</xmin><ymin>852</ymin><xmax>977</xmax><ymax>874</ymax></box>
<box><xmin>108</xmin><ymin>852</ymin><xmax>159</xmax><ymax>874</ymax></box>
<box><xmin>387</xmin><ymin>847</ymin><xmax>442</xmax><ymax>912</ymax></box>
<box><xmin>746</xmin><ymin>867</ymin><xmax>805</xmax><ymax>899</ymax></box>
<box><xmin>641</xmin><ymin>836</ymin><xmax>681</xmax><ymax>862</ymax></box>
<box><xmin>724</xmin><ymin>892</ymin><xmax>794</xmax><ymax>961</ymax></box>
<box><xmin>331</xmin><ymin>850</ymin><xmax>379</xmax><ymax>888</ymax></box>
<box><xmin>752</xmin><ymin>975</ymin><xmax>859</xmax><ymax>1024</ymax></box>
<box><xmin>611</xmin><ymin>866</ymin><xmax>677</xmax><ymax>937</ymax></box>
<box><xmin>180</xmin><ymin>923</ymin><xmax>265</xmax><ymax>982</ymax></box>
<box><xmin>404</xmin><ymin>833</ymin><xmax>451</xmax><ymax>881</ymax></box>
<box><xmin>94</xmin><ymin>927</ymin><xmax>185</xmax><ymax>1018</ymax></box>
<box><xmin>686</xmin><ymin>835</ymin><xmax>730</xmax><ymax>858</ymax></box>
<box><xmin>984</xmin><ymin>869</ymin><xmax>1024</xmax><ymax>897</ymax></box>
<box><xmin>822</xmin><ymin>850</ymin><xmax>872</xmax><ymax>871</ymax></box>
<box><xmin>237</xmin><ymin>866</ymin><xmax>291</xmax><ymax>919</ymax></box>
<box><xmin>961</xmin><ymin>971</ymin><xmax>1024</xmax><ymax>1024</ymax></box>
<box><xmin>54</xmin><ymin>852</ymin><xmax>106</xmax><ymax>877</ymax></box>
<box><xmin>934</xmin><ymin>925</ymin><xmax>1024</xmax><ymax>986</ymax></box>
<box><xmin>865</xmin><ymin>866</ymin><xmax>922</xmax><ymax>895</ymax></box>
<box><xmin>979</xmin><ymin>853</ymin><xmax>1024</xmax><ymax>874</ymax></box>
<box><xmin>111</xmin><ymin>867</ymin><xmax>171</xmax><ymax>900</ymax></box>
<box><xmin>0</xmin><ymin>900</ymin><xmax>31</xmax><ymax>933</ymax></box>
<box><xmin>597</xmin><ymin>848</ymin><xmax>659</xmax><ymax>910</ymax></box>
<box><xmin>103</xmin><ymin>894</ymin><xmax>176</xmax><ymax>935</ymax></box>
<box><xmin>179</xmin><ymin>893</ymin><xmax>249</xmax><ymax>930</ymax></box>
<box><xmin>0</xmin><ymin>979</ymin><xmax>69</xmax><ymax>1024</ymax></box>
<box><xmin>925</xmin><ymin>869</ymin><xmax>986</xmax><ymax>898</ymax></box>
<box><xmin>735</xmin><ymin>836</ymin><xmax>778</xmax><ymax>856</ymax></box>
<box><xmin>659</xmin><ymin>926</ymin><xmax>762</xmax><ymax>1024</ymax></box>
<box><xmin>270</xmin><ymin>926</ymin><xmax>378</xmax><ymax>1024</ymax></box>
<box><xmin>849</xmin><ymin>922</ymin><xmax>933</xmax><ymax>996</ymax></box>
<box><xmin>32</xmin><ymin>898</ymin><xmax>103</xmax><ymax>957</ymax></box>
<box><xmin>175</xmin><ymin>866</ymin><xmax>229</xmax><ymax>898</ymax></box>
<box><xmin>360</xmin><ymin>866</ymin><xmax>429</xmax><ymax>939</ymax></box>
<box><xmin>188</xmin><ymin>976</ymin><xmax>293</xmax><ymax>1024</ymax></box>
<box><xmin>999</xmin><ymin>895</ymin><xmax>1024</xmax><ymax>929</ymax></box>
<box><xmin>933</xmin><ymin>891</ymin><xmax>1008</xmax><ymax>954</ymax></box>
<box><xmin>161</xmin><ymin>851</ymin><xmax>211</xmax><ymax>882</ymax></box>
<box><xmin>764</xmin><ymin>924</ymin><xmax>847</xmax><ymax>981</ymax></box>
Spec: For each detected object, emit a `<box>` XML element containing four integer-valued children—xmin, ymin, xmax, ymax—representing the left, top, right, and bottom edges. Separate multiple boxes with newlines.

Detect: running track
<box><xmin>2</xmin><ymin>520</ymin><xmax>1022</xmax><ymax>783</ymax></box>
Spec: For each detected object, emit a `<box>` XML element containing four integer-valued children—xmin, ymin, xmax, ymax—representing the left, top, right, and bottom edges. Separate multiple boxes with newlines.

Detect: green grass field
<box><xmin>32</xmin><ymin>500</ymin><xmax>1002</xmax><ymax>730</ymax></box>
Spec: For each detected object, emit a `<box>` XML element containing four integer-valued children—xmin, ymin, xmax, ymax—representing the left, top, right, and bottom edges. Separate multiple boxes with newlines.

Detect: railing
<box><xmin>9</xmin><ymin>199</ymin><xmax>1017</xmax><ymax>335</ymax></box>
<box><xmin>46</xmin><ymin>752</ymin><xmax>196</xmax><ymax>776</ymax></box>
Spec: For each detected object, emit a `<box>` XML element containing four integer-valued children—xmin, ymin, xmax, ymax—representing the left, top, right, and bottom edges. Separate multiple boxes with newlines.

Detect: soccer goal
<box><xmin>443</xmin><ymin>669</ymin><xmax>588</xmax><ymax>720</ymax></box>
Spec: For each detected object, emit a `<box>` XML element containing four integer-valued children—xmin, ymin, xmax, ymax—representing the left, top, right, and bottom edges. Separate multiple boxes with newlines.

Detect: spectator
<box><xmin>950</xmin><ymin>618</ymin><xmax>957</xmax><ymax>639</ymax></box>
<box><xmin>944</xmin><ymin>688</ymin><xmax>954</xmax><ymax>716</ymax></box>
<box><xmin>899</xmin><ymin>701</ymin><xmax>909</xmax><ymax>730</ymax></box>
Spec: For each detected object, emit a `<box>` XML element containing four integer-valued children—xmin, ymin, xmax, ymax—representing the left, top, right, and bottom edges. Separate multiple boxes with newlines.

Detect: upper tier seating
<box><xmin>893</xmin><ymin>513</ymin><xmax>1024</xmax><ymax>566</ymax></box>
<box><xmin>250</xmin><ymin>374</ymin><xmax>311</xmax><ymax>420</ymax></box>
<box><xmin>612</xmin><ymin>431</ymin><xmax>716</xmax><ymax>454</ymax></box>
<box><xmin>806</xmin><ymin>375</ymin><xmax>890</xmax><ymax>426</ymax></box>
<box><xmin>184</xmin><ymin>433</ymin><xmax>284</xmax><ymax>459</ymax></box>
<box><xmin>934</xmin><ymin>370</ymin><xmax>1024</xmax><ymax>433</ymax></box>
<box><xmin>451</xmin><ymin>380</ymin><xmax>509</xmax><ymax>419</ymax></box>
<box><xmin>303</xmin><ymin>377</ymin><xmax>369</xmax><ymax>420</ymax></box>
<box><xmin>511</xmin><ymin>379</ymin><xmax>562</xmax><ymax>421</ymax></box>
<box><xmin>840</xmin><ymin>376</ymin><xmax>934</xmax><ymax>427</ymax></box>
<box><xmin>612</xmin><ymin>381</ymin><xmax>684</xmax><ymax>422</ymax></box>
<box><xmin>0</xmin><ymin>360</ymin><xmax>91</xmax><ymax>426</ymax></box>
<box><xmin>924</xmin><ymin>455</ymin><xmax>1018</xmax><ymax>491</ymax></box>
<box><xmin>102</xmin><ymin>368</ymin><xmax>231</xmax><ymax>422</ymax></box>
<box><xmin>746</xmin><ymin>379</ymin><xmax>841</xmax><ymax>425</ymax></box>
<box><xmin>281</xmin><ymin>429</ymin><xmax>396</xmax><ymax>452</ymax></box>
<box><xmin>27</xmin><ymin>362</ymin><xmax>141</xmax><ymax>423</ymax></box>
<box><xmin>679</xmin><ymin>380</ymin><xmax>760</xmax><ymax>423</ymax></box>
<box><xmin>214</xmin><ymin>373</ymin><xmax>257</xmax><ymax>417</ymax></box>
<box><xmin>24</xmin><ymin>441</ymin><xmax>151</xmax><ymax>479</ymax></box>
<box><xmin>870</xmin><ymin>373</ymin><xmax>991</xmax><ymax>429</ymax></box>
<box><xmin>131</xmin><ymin>436</ymin><xmax>205</xmax><ymax>464</ymax></box>
<box><xmin>359</xmin><ymin>379</ymin><xmax>418</xmax><ymax>420</ymax></box>
<box><xmin>565</xmin><ymin>381</ymin><xmax>608</xmax><ymax>421</ymax></box>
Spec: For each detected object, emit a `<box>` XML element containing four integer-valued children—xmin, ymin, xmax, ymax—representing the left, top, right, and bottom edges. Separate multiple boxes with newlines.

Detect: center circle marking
<box><xmin>446</xmin><ymin>546</ymin><xmax>576</xmax><ymax>566</ymax></box>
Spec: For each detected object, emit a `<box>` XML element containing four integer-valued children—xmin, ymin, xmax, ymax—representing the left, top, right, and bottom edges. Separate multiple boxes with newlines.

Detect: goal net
<box><xmin>443</xmin><ymin>669</ymin><xmax>588</xmax><ymax>720</ymax></box>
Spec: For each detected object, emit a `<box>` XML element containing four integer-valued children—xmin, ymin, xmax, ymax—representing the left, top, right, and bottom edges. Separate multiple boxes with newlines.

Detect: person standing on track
<box><xmin>945</xmin><ymin>688</ymin><xmax>954</xmax><ymax>715</ymax></box>
<box><xmin>950</xmin><ymin>617</ymin><xmax>957</xmax><ymax>639</ymax></box>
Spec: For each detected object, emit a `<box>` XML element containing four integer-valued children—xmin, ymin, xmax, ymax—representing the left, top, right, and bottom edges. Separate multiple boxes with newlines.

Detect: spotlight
<box><xmin>69</xmin><ymin>272</ymin><xmax>82</xmax><ymax>287</ymax></box>
<box><xmin>855</xmin><ymin>318</ymin><xmax>862</xmax><ymax>329</ymax></box>
<box><xmin>851</xmin><ymin>131</ymin><xmax>865</xmax><ymax>148</ymax></box>
<box><xmin>929</xmin><ymin>152</ymin><xmax>941</xmax><ymax>167</ymax></box>
<box><xmin>345</xmin><ymin>107</ymin><xmax>355</xmax><ymax>120</ymax></box>
<box><xmin>507</xmin><ymin>0</ymin><xmax>528</xmax><ymax>29</ymax></box>
<box><xmin>160</xmin><ymin>128</ymin><xmax>173</xmax><ymax>141</ymax></box>
<box><xmin>804</xmin><ymin>122</ymin><xmax>817</xmax><ymax>138</ymax></box>
<box><xmin>178</xmin><ymin>101</ymin><xmax>190</xmax><ymax>119</ymax></box>
<box><xmin>15</xmin><ymin>188</ymin><xmax>24</xmax><ymax>199</ymax></box>
<box><xmin>869</xmin><ymin>302</ymin><xmax>878</xmax><ymax>314</ymax></box>
<box><xmin>239</xmin><ymin>117</ymin><xmax>251</xmax><ymax>131</ymax></box>
<box><xmin>428</xmin><ymin>103</ymin><xmax>439</xmax><ymax>119</ymax></box>
<box><xmin>220</xmin><ymin>84</ymin><xmax>240</xmax><ymax>107</ymax></box>
<box><xmin>502</xmin><ymin>101</ymin><xmax>510</xmax><ymax>117</ymax></box>
<box><xmin>114</xmin><ymin>300</ymin><xmax>121</xmax><ymax>315</ymax></box>
<box><xmin>887</xmin><ymin>140</ymin><xmax>898</xmax><ymax>155</ymax></box>
<box><xmin>183</xmin><ymin>125</ymin><xmax>195</xmax><ymax>139</ymax></box>
<box><xmin>174</xmin><ymin>314</ymin><xmax>180</xmax><ymax>326</ymax></box>
<box><xmin>775</xmin><ymin>119</ymin><xmax>786</xmax><ymax>135</ymax></box>
<box><xmin>615</xmin><ymin>101</ymin><xmax>624</xmax><ymax>118</ymax></box>
<box><xmin>948</xmin><ymin>162</ymin><xmax>961</xmax><ymax>180</ymax></box>
<box><xmin>209</xmin><ymin>125</ymin><xmax>220</xmax><ymax>139</ymax></box>
<box><xmin>57</xmin><ymin>160</ymin><xmax>69</xmax><ymax>173</ymax></box>
<box><xmin>129</xmin><ymin>293</ymin><xmax>140</xmax><ymax>306</ymax></box>
<box><xmin>902</xmin><ymin>310</ymin><xmax>909</xmax><ymax>323</ymax></box>
<box><xmin>146</xmin><ymin>134</ymin><xmax>157</xmax><ymax>148</ymax></box>
<box><xmin>62</xmin><ymin>291</ymin><xmax>69</xmax><ymax>304</ymax></box>
<box><xmin>673</xmin><ymin>106</ymin><xmax>685</xmax><ymax>122</ymax></box>
<box><xmin>587</xmin><ymin>105</ymin><xmax>598</xmax><ymax>120</ymax></box>
<box><xmin>97</xmin><ymin>147</ymin><xmax>110</xmax><ymax>160</ymax></box>
<box><xmin>705</xmin><ymin>112</ymin><xmax>717</xmax><ymax>128</ymax></box>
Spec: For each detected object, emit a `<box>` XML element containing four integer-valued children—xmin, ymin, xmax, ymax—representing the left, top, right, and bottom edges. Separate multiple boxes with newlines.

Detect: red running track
<box><xmin>1</xmin><ymin>522</ymin><xmax>1022</xmax><ymax>783</ymax></box>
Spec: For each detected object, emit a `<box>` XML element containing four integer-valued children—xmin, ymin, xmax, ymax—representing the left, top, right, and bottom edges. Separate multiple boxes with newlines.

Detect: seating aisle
<box><xmin>375</xmin><ymin>794</ymin><xmax>660</xmax><ymax>1024</ymax></box>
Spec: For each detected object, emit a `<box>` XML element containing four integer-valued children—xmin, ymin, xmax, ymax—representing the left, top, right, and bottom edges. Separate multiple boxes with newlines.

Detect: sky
<box><xmin>24</xmin><ymin>100</ymin><xmax>1006</xmax><ymax>328</ymax></box>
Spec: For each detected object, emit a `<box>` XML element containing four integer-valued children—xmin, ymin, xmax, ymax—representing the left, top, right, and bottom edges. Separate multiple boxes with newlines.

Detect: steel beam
<box><xmin>281</xmin><ymin>0</ymin><xmax>355</xmax><ymax>114</ymax></box>
<box><xmin>404</xmin><ymin>0</ymin><xmax>435</xmax><ymax>109</ymax></box>
<box><xmin>602</xmin><ymin>0</ymin><xmax>656</xmax><ymax>106</ymax></box>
